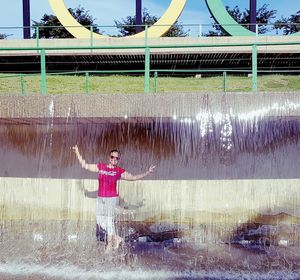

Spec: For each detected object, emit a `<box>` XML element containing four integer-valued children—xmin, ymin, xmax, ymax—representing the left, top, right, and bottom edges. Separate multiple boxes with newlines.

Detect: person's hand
<box><xmin>147</xmin><ymin>165</ymin><xmax>156</xmax><ymax>174</ymax></box>
<box><xmin>72</xmin><ymin>145</ymin><xmax>79</xmax><ymax>153</ymax></box>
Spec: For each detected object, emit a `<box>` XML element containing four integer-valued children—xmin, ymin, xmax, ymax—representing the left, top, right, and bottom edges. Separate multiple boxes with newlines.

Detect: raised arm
<box><xmin>121</xmin><ymin>165</ymin><xmax>155</xmax><ymax>181</ymax></box>
<box><xmin>72</xmin><ymin>145</ymin><xmax>98</xmax><ymax>172</ymax></box>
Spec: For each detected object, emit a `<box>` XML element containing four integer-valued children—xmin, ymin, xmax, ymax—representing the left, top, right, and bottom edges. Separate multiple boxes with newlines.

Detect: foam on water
<box><xmin>1</xmin><ymin>262</ymin><xmax>300</xmax><ymax>280</ymax></box>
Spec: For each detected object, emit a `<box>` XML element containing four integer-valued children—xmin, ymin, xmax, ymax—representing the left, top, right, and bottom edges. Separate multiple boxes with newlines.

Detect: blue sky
<box><xmin>0</xmin><ymin>0</ymin><xmax>299</xmax><ymax>37</ymax></box>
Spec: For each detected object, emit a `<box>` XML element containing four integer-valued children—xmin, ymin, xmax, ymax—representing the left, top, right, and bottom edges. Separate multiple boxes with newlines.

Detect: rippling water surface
<box><xmin>1</xmin><ymin>221</ymin><xmax>300</xmax><ymax>280</ymax></box>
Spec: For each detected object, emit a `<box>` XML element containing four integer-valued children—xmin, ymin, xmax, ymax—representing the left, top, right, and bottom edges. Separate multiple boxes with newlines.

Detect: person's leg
<box><xmin>96</xmin><ymin>197</ymin><xmax>123</xmax><ymax>249</ymax></box>
<box><xmin>96</xmin><ymin>215</ymin><xmax>114</xmax><ymax>250</ymax></box>
<box><xmin>112</xmin><ymin>235</ymin><xmax>123</xmax><ymax>249</ymax></box>
<box><xmin>110</xmin><ymin>197</ymin><xmax>123</xmax><ymax>249</ymax></box>
<box><xmin>96</xmin><ymin>215</ymin><xmax>108</xmax><ymax>242</ymax></box>
<box><xmin>96</xmin><ymin>197</ymin><xmax>107</xmax><ymax>243</ymax></box>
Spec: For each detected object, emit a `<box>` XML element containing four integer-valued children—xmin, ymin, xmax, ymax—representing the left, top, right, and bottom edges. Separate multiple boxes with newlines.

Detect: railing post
<box><xmin>85</xmin><ymin>72</ymin><xmax>89</xmax><ymax>95</ymax></box>
<box><xmin>252</xmin><ymin>44</ymin><xmax>258</xmax><ymax>93</ymax></box>
<box><xmin>198</xmin><ymin>24</ymin><xmax>202</xmax><ymax>37</ymax></box>
<box><xmin>223</xmin><ymin>71</ymin><xmax>227</xmax><ymax>93</ymax></box>
<box><xmin>255</xmin><ymin>24</ymin><xmax>259</xmax><ymax>38</ymax></box>
<box><xmin>20</xmin><ymin>74</ymin><xmax>25</xmax><ymax>96</ymax></box>
<box><xmin>90</xmin><ymin>25</ymin><xmax>94</xmax><ymax>52</ymax></box>
<box><xmin>144</xmin><ymin>25</ymin><xmax>150</xmax><ymax>94</ymax></box>
<box><xmin>144</xmin><ymin>47</ymin><xmax>150</xmax><ymax>94</ymax></box>
<box><xmin>144</xmin><ymin>24</ymin><xmax>148</xmax><ymax>46</ymax></box>
<box><xmin>40</xmin><ymin>49</ymin><xmax>47</xmax><ymax>96</ymax></box>
<box><xmin>36</xmin><ymin>26</ymin><xmax>40</xmax><ymax>51</ymax></box>
<box><xmin>154</xmin><ymin>71</ymin><xmax>158</xmax><ymax>94</ymax></box>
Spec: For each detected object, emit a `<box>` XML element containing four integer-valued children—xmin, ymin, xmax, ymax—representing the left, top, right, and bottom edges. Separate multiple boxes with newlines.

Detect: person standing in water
<box><xmin>72</xmin><ymin>145</ymin><xmax>155</xmax><ymax>249</ymax></box>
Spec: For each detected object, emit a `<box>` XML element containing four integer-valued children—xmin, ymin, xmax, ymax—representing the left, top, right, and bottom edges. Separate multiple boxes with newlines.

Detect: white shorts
<box><xmin>96</xmin><ymin>196</ymin><xmax>119</xmax><ymax>236</ymax></box>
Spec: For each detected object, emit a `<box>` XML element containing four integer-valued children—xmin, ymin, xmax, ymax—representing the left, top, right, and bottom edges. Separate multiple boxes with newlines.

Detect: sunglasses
<box><xmin>110</xmin><ymin>155</ymin><xmax>120</xmax><ymax>160</ymax></box>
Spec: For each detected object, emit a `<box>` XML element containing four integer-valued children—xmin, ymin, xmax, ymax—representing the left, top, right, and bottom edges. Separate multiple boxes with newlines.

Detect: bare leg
<box><xmin>112</xmin><ymin>234</ymin><xmax>123</xmax><ymax>249</ymax></box>
<box><xmin>97</xmin><ymin>197</ymin><xmax>122</xmax><ymax>250</ymax></box>
<box><xmin>105</xmin><ymin>235</ymin><xmax>114</xmax><ymax>252</ymax></box>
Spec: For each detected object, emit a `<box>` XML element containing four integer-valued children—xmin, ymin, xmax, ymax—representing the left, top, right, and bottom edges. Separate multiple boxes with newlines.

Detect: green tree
<box><xmin>274</xmin><ymin>11</ymin><xmax>300</xmax><ymax>35</ymax></box>
<box><xmin>0</xmin><ymin>33</ymin><xmax>9</xmax><ymax>39</ymax></box>
<box><xmin>114</xmin><ymin>9</ymin><xmax>189</xmax><ymax>37</ymax></box>
<box><xmin>206</xmin><ymin>4</ymin><xmax>277</xmax><ymax>36</ymax></box>
<box><xmin>32</xmin><ymin>6</ymin><xmax>100</xmax><ymax>38</ymax></box>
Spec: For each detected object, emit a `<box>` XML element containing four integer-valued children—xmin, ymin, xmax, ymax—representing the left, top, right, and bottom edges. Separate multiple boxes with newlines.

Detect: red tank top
<box><xmin>97</xmin><ymin>163</ymin><xmax>125</xmax><ymax>197</ymax></box>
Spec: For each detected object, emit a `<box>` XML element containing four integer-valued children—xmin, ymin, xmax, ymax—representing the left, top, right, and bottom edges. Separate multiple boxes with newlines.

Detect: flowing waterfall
<box><xmin>0</xmin><ymin>93</ymin><xmax>299</xmax><ymax>279</ymax></box>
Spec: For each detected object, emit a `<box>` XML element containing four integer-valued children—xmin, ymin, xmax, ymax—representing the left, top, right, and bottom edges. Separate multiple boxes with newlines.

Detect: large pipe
<box><xmin>23</xmin><ymin>0</ymin><xmax>31</xmax><ymax>39</ymax></box>
<box><xmin>249</xmin><ymin>0</ymin><xmax>257</xmax><ymax>32</ymax></box>
<box><xmin>136</xmin><ymin>0</ymin><xmax>142</xmax><ymax>34</ymax></box>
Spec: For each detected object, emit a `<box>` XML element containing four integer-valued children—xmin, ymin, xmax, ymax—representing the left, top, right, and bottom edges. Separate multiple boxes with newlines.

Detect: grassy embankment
<box><xmin>0</xmin><ymin>74</ymin><xmax>299</xmax><ymax>94</ymax></box>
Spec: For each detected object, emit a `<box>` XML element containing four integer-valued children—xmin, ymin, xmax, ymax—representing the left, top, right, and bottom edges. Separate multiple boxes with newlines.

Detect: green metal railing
<box><xmin>1</xmin><ymin>68</ymin><xmax>299</xmax><ymax>95</ymax></box>
<box><xmin>2</xmin><ymin>22</ymin><xmax>299</xmax><ymax>42</ymax></box>
<box><xmin>0</xmin><ymin>39</ymin><xmax>299</xmax><ymax>95</ymax></box>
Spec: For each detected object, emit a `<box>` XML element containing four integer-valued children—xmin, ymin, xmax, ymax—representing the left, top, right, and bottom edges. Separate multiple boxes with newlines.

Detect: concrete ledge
<box><xmin>0</xmin><ymin>36</ymin><xmax>299</xmax><ymax>56</ymax></box>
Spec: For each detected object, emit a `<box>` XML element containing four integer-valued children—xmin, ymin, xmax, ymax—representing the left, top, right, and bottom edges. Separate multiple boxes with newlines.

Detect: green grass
<box><xmin>0</xmin><ymin>74</ymin><xmax>299</xmax><ymax>94</ymax></box>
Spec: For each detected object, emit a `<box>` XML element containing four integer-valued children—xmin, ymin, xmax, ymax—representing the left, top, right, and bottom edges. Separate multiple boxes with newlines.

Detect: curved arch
<box><xmin>205</xmin><ymin>0</ymin><xmax>300</xmax><ymax>36</ymax></box>
<box><xmin>48</xmin><ymin>0</ymin><xmax>186</xmax><ymax>38</ymax></box>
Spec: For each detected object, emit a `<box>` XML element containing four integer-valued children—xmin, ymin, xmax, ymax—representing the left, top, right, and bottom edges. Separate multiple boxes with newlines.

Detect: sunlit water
<box><xmin>0</xmin><ymin>99</ymin><xmax>299</xmax><ymax>279</ymax></box>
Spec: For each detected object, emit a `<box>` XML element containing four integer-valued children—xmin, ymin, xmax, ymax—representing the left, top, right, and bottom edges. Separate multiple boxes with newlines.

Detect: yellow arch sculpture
<box><xmin>48</xmin><ymin>0</ymin><xmax>186</xmax><ymax>38</ymax></box>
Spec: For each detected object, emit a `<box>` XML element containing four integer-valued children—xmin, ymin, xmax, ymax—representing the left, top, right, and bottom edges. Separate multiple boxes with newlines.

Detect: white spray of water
<box><xmin>0</xmin><ymin>262</ymin><xmax>299</xmax><ymax>280</ymax></box>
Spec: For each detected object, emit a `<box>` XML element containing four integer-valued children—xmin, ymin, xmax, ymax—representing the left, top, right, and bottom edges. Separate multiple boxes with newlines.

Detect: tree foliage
<box><xmin>0</xmin><ymin>33</ymin><xmax>13</xmax><ymax>40</ymax></box>
<box><xmin>114</xmin><ymin>9</ymin><xmax>189</xmax><ymax>37</ymax></box>
<box><xmin>32</xmin><ymin>6</ymin><xmax>99</xmax><ymax>38</ymax></box>
<box><xmin>274</xmin><ymin>11</ymin><xmax>300</xmax><ymax>35</ymax></box>
<box><xmin>206</xmin><ymin>4</ymin><xmax>277</xmax><ymax>36</ymax></box>
<box><xmin>0</xmin><ymin>33</ymin><xmax>10</xmax><ymax>39</ymax></box>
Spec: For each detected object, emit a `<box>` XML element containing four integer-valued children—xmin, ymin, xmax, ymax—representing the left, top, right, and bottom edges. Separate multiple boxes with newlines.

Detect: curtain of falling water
<box><xmin>0</xmin><ymin>116</ymin><xmax>298</xmax><ymax>179</ymax></box>
<box><xmin>0</xmin><ymin>98</ymin><xmax>300</xmax><ymax>277</ymax></box>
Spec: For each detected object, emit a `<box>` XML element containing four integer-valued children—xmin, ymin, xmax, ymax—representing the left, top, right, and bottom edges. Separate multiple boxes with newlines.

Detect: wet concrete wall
<box><xmin>1</xmin><ymin>177</ymin><xmax>299</xmax><ymax>222</ymax></box>
<box><xmin>1</xmin><ymin>177</ymin><xmax>300</xmax><ymax>245</ymax></box>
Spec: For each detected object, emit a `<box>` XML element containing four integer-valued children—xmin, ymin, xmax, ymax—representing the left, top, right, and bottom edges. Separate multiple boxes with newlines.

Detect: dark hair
<box><xmin>110</xmin><ymin>149</ymin><xmax>121</xmax><ymax>155</ymax></box>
